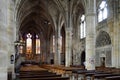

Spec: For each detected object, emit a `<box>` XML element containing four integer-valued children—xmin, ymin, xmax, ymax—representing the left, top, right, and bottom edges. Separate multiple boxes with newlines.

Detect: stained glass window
<box><xmin>36</xmin><ymin>35</ymin><xmax>40</xmax><ymax>54</ymax></box>
<box><xmin>26</xmin><ymin>33</ymin><xmax>32</xmax><ymax>54</ymax></box>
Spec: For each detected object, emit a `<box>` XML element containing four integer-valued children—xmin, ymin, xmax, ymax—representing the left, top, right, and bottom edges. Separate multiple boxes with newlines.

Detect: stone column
<box><xmin>45</xmin><ymin>40</ymin><xmax>48</xmax><ymax>64</ymax></box>
<box><xmin>54</xmin><ymin>40</ymin><xmax>57</xmax><ymax>65</ymax></box>
<box><xmin>7</xmin><ymin>0</ymin><xmax>16</xmax><ymax>79</ymax></box>
<box><xmin>54</xmin><ymin>29</ymin><xmax>61</xmax><ymax>65</ymax></box>
<box><xmin>0</xmin><ymin>0</ymin><xmax>9</xmax><ymax>80</ymax></box>
<box><xmin>64</xmin><ymin>0</ymin><xmax>72</xmax><ymax>67</ymax></box>
<box><xmin>54</xmin><ymin>33</ymin><xmax>57</xmax><ymax>65</ymax></box>
<box><xmin>57</xmin><ymin>29</ymin><xmax>62</xmax><ymax>65</ymax></box>
<box><xmin>113</xmin><ymin>17</ymin><xmax>119</xmax><ymax>68</ymax></box>
<box><xmin>32</xmin><ymin>34</ymin><xmax>36</xmax><ymax>59</ymax></box>
<box><xmin>46</xmin><ymin>39</ymin><xmax>50</xmax><ymax>64</ymax></box>
<box><xmin>65</xmin><ymin>28</ymin><xmax>72</xmax><ymax>67</ymax></box>
<box><xmin>112</xmin><ymin>0</ymin><xmax>120</xmax><ymax>68</ymax></box>
<box><xmin>118</xmin><ymin>18</ymin><xmax>120</xmax><ymax>68</ymax></box>
<box><xmin>42</xmin><ymin>39</ymin><xmax>47</xmax><ymax>64</ymax></box>
<box><xmin>85</xmin><ymin>0</ymin><xmax>96</xmax><ymax>70</ymax></box>
<box><xmin>118</xmin><ymin>0</ymin><xmax>120</xmax><ymax>68</ymax></box>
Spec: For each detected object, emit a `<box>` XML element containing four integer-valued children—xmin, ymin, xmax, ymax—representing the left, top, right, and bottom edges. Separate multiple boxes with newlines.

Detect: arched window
<box><xmin>26</xmin><ymin>33</ymin><xmax>32</xmax><ymax>54</ymax></box>
<box><xmin>36</xmin><ymin>35</ymin><xmax>40</xmax><ymax>54</ymax></box>
<box><xmin>80</xmin><ymin>14</ymin><xmax>86</xmax><ymax>39</ymax></box>
<box><xmin>98</xmin><ymin>0</ymin><xmax>107</xmax><ymax>22</ymax></box>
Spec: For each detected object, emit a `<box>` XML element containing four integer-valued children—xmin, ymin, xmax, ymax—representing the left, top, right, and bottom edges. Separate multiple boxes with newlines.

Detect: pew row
<box><xmin>19</xmin><ymin>65</ymin><xmax>70</xmax><ymax>80</ymax></box>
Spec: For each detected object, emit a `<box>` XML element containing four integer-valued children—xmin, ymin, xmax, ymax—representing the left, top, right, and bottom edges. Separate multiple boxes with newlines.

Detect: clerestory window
<box><xmin>98</xmin><ymin>0</ymin><xmax>108</xmax><ymax>22</ymax></box>
<box><xmin>80</xmin><ymin>14</ymin><xmax>86</xmax><ymax>39</ymax></box>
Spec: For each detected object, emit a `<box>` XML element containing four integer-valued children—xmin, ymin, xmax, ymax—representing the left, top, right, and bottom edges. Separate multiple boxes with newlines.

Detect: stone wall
<box><xmin>96</xmin><ymin>0</ymin><xmax>120</xmax><ymax>68</ymax></box>
<box><xmin>72</xmin><ymin>39</ymin><xmax>85</xmax><ymax>65</ymax></box>
<box><xmin>0</xmin><ymin>0</ymin><xmax>16</xmax><ymax>80</ymax></box>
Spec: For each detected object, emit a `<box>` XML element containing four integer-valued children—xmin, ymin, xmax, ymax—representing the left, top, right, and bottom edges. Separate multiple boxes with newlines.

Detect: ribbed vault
<box><xmin>17</xmin><ymin>0</ymin><xmax>56</xmax><ymax>41</ymax></box>
<box><xmin>15</xmin><ymin>0</ymin><xmax>86</xmax><ymax>64</ymax></box>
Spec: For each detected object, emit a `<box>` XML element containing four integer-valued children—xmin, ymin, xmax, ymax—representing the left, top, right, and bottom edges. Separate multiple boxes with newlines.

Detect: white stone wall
<box><xmin>0</xmin><ymin>0</ymin><xmax>16</xmax><ymax>80</ymax></box>
<box><xmin>72</xmin><ymin>39</ymin><xmax>85</xmax><ymax>65</ymax></box>
<box><xmin>8</xmin><ymin>0</ymin><xmax>16</xmax><ymax>79</ymax></box>
<box><xmin>0</xmin><ymin>0</ymin><xmax>9</xmax><ymax>79</ymax></box>
<box><xmin>96</xmin><ymin>0</ymin><xmax>120</xmax><ymax>68</ymax></box>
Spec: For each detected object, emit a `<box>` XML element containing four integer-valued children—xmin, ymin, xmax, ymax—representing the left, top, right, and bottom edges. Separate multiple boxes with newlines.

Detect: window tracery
<box><xmin>80</xmin><ymin>14</ymin><xmax>86</xmax><ymax>39</ymax></box>
<box><xmin>98</xmin><ymin>0</ymin><xmax>108</xmax><ymax>22</ymax></box>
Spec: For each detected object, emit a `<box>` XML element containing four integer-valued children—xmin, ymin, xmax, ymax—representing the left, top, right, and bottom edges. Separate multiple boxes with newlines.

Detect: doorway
<box><xmin>81</xmin><ymin>51</ymin><xmax>85</xmax><ymax>66</ymax></box>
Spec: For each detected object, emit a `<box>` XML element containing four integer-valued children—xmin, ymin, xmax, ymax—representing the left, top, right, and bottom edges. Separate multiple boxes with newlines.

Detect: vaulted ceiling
<box><xmin>16</xmin><ymin>0</ymin><xmax>85</xmax><ymax>40</ymax></box>
<box><xmin>17</xmin><ymin>0</ymin><xmax>55</xmax><ymax>40</ymax></box>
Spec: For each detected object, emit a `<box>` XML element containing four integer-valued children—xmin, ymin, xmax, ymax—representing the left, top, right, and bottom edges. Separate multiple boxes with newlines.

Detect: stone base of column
<box><xmin>85</xmin><ymin>62</ymin><xmax>95</xmax><ymax>70</ymax></box>
<box><xmin>86</xmin><ymin>57</ymin><xmax>95</xmax><ymax>70</ymax></box>
<box><xmin>0</xmin><ymin>68</ymin><xmax>7</xmax><ymax>80</ymax></box>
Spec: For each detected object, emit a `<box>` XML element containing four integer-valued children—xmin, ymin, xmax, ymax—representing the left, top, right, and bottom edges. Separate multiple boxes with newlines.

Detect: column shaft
<box><xmin>0</xmin><ymin>0</ymin><xmax>9</xmax><ymax>80</ymax></box>
<box><xmin>85</xmin><ymin>0</ymin><xmax>96</xmax><ymax>70</ymax></box>
<box><xmin>65</xmin><ymin>28</ymin><xmax>72</xmax><ymax>67</ymax></box>
<box><xmin>54</xmin><ymin>29</ymin><xmax>61</xmax><ymax>65</ymax></box>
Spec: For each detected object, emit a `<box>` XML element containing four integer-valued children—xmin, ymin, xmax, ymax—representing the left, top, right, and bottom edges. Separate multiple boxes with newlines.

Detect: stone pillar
<box><xmin>118</xmin><ymin>19</ymin><xmax>120</xmax><ymax>67</ymax></box>
<box><xmin>65</xmin><ymin>28</ymin><xmax>72</xmax><ymax>67</ymax></box>
<box><xmin>54</xmin><ymin>29</ymin><xmax>61</xmax><ymax>65</ymax></box>
<box><xmin>113</xmin><ymin>19</ymin><xmax>119</xmax><ymax>68</ymax></box>
<box><xmin>41</xmin><ymin>39</ymin><xmax>47</xmax><ymax>64</ymax></box>
<box><xmin>32</xmin><ymin>34</ymin><xmax>36</xmax><ymax>59</ymax></box>
<box><xmin>46</xmin><ymin>40</ymin><xmax>48</xmax><ymax>64</ymax></box>
<box><xmin>54</xmin><ymin>34</ymin><xmax>57</xmax><ymax>65</ymax></box>
<box><xmin>0</xmin><ymin>0</ymin><xmax>9</xmax><ymax>80</ymax></box>
<box><xmin>112</xmin><ymin>0</ymin><xmax>120</xmax><ymax>68</ymax></box>
<box><xmin>46</xmin><ymin>39</ymin><xmax>50</xmax><ymax>64</ymax></box>
<box><xmin>64</xmin><ymin>0</ymin><xmax>72</xmax><ymax>67</ymax></box>
<box><xmin>57</xmin><ymin>30</ymin><xmax>62</xmax><ymax>65</ymax></box>
<box><xmin>85</xmin><ymin>0</ymin><xmax>96</xmax><ymax>70</ymax></box>
<box><xmin>118</xmin><ymin>0</ymin><xmax>120</xmax><ymax>68</ymax></box>
<box><xmin>109</xmin><ymin>0</ymin><xmax>120</xmax><ymax>68</ymax></box>
<box><xmin>7</xmin><ymin>0</ymin><xmax>16</xmax><ymax>79</ymax></box>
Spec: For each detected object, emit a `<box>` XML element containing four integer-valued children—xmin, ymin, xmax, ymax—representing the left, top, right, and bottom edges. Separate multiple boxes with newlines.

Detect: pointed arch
<box><xmin>96</xmin><ymin>31</ymin><xmax>111</xmax><ymax>47</ymax></box>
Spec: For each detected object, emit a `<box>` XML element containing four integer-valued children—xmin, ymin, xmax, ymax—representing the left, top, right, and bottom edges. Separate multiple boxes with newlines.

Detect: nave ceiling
<box><xmin>15</xmin><ymin>0</ymin><xmax>85</xmax><ymax>40</ymax></box>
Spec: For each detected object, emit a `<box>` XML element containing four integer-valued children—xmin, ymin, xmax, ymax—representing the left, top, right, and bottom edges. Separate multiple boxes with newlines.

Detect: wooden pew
<box><xmin>85</xmin><ymin>71</ymin><xmax>110</xmax><ymax>80</ymax></box>
<box><xmin>19</xmin><ymin>70</ymin><xmax>69</xmax><ymax>80</ymax></box>
<box><xmin>105</xmin><ymin>76</ymin><xmax>120</xmax><ymax>80</ymax></box>
<box><xmin>19</xmin><ymin>65</ymin><xmax>70</xmax><ymax>80</ymax></box>
<box><xmin>20</xmin><ymin>71</ymin><xmax>55</xmax><ymax>75</ymax></box>
<box><xmin>92</xmin><ymin>73</ymin><xmax>120</xmax><ymax>80</ymax></box>
<box><xmin>20</xmin><ymin>77</ymin><xmax>69</xmax><ymax>80</ymax></box>
<box><xmin>41</xmin><ymin>65</ymin><xmax>84</xmax><ymax>74</ymax></box>
<box><xmin>72</xmin><ymin>69</ymin><xmax>114</xmax><ymax>80</ymax></box>
<box><xmin>71</xmin><ymin>66</ymin><xmax>120</xmax><ymax>80</ymax></box>
<box><xmin>40</xmin><ymin>64</ymin><xmax>85</xmax><ymax>80</ymax></box>
<box><xmin>19</xmin><ymin>74</ymin><xmax>61</xmax><ymax>78</ymax></box>
<box><xmin>72</xmin><ymin>69</ymin><xmax>95</xmax><ymax>80</ymax></box>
